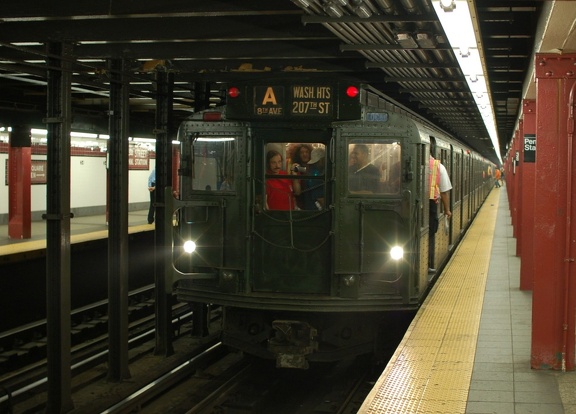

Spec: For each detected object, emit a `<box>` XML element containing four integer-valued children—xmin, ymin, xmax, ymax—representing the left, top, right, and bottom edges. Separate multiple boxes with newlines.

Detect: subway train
<box><xmin>170</xmin><ymin>79</ymin><xmax>495</xmax><ymax>368</ymax></box>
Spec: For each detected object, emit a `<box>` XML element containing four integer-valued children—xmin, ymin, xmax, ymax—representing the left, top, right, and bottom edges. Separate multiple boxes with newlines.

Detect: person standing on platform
<box><xmin>147</xmin><ymin>168</ymin><xmax>156</xmax><ymax>224</ymax></box>
<box><xmin>494</xmin><ymin>167</ymin><xmax>501</xmax><ymax>188</ymax></box>
<box><xmin>428</xmin><ymin>140</ymin><xmax>452</xmax><ymax>273</ymax></box>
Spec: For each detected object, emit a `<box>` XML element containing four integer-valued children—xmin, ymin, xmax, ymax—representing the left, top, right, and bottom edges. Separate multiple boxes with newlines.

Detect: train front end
<box><xmin>173</xmin><ymin>81</ymin><xmax>427</xmax><ymax>368</ymax></box>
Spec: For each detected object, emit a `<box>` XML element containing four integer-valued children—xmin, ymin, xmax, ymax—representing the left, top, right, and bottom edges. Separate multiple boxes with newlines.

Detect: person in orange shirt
<box><xmin>494</xmin><ymin>167</ymin><xmax>501</xmax><ymax>188</ymax></box>
<box><xmin>428</xmin><ymin>140</ymin><xmax>452</xmax><ymax>274</ymax></box>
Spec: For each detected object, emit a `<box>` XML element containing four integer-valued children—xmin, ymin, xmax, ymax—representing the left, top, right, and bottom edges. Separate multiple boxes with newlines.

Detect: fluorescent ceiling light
<box><xmin>197</xmin><ymin>137</ymin><xmax>235</xmax><ymax>142</ymax></box>
<box><xmin>433</xmin><ymin>0</ymin><xmax>501</xmax><ymax>162</ymax></box>
<box><xmin>31</xmin><ymin>128</ymin><xmax>47</xmax><ymax>135</ymax></box>
<box><xmin>132</xmin><ymin>137</ymin><xmax>156</xmax><ymax>143</ymax></box>
<box><xmin>71</xmin><ymin>131</ymin><xmax>98</xmax><ymax>138</ymax></box>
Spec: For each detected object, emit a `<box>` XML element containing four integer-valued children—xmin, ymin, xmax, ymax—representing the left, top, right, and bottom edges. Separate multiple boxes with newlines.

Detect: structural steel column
<box><xmin>520</xmin><ymin>100</ymin><xmax>536</xmax><ymax>291</ymax></box>
<box><xmin>506</xmin><ymin>131</ymin><xmax>518</xmax><ymax>233</ymax></box>
<box><xmin>532</xmin><ymin>53</ymin><xmax>576</xmax><ymax>371</ymax></box>
<box><xmin>8</xmin><ymin>125</ymin><xmax>31</xmax><ymax>239</ymax></box>
<box><xmin>107</xmin><ymin>58</ymin><xmax>131</xmax><ymax>381</ymax></box>
<box><xmin>154</xmin><ymin>69</ymin><xmax>175</xmax><ymax>356</ymax></box>
<box><xmin>44</xmin><ymin>41</ymin><xmax>74</xmax><ymax>412</ymax></box>
<box><xmin>510</xmin><ymin>129</ymin><xmax>520</xmax><ymax>235</ymax></box>
<box><xmin>515</xmin><ymin>120</ymin><xmax>524</xmax><ymax>257</ymax></box>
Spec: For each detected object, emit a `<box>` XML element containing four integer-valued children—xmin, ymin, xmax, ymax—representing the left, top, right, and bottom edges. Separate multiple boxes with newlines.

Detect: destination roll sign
<box><xmin>253</xmin><ymin>85</ymin><xmax>334</xmax><ymax>118</ymax></box>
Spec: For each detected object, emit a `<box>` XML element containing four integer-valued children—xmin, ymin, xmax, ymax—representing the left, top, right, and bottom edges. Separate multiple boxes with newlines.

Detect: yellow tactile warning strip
<box><xmin>359</xmin><ymin>190</ymin><xmax>500</xmax><ymax>414</ymax></box>
<box><xmin>0</xmin><ymin>223</ymin><xmax>152</xmax><ymax>257</ymax></box>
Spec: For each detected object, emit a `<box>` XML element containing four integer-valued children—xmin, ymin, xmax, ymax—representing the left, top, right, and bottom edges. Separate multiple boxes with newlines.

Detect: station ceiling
<box><xmin>0</xmin><ymin>0</ymin><xmax>574</xmax><ymax>165</ymax></box>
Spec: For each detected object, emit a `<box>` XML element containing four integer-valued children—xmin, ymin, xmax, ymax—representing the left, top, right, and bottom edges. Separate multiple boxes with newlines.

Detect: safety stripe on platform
<box><xmin>0</xmin><ymin>223</ymin><xmax>153</xmax><ymax>256</ymax></box>
<box><xmin>359</xmin><ymin>190</ymin><xmax>500</xmax><ymax>414</ymax></box>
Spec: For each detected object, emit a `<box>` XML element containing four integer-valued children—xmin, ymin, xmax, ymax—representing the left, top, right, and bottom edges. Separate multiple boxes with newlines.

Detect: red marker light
<box><xmin>203</xmin><ymin>112</ymin><xmax>222</xmax><ymax>121</ymax></box>
<box><xmin>228</xmin><ymin>87</ymin><xmax>240</xmax><ymax>98</ymax></box>
<box><xmin>346</xmin><ymin>86</ymin><xmax>359</xmax><ymax>98</ymax></box>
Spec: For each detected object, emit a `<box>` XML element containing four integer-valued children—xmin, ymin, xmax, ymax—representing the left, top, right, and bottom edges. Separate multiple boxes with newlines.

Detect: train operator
<box><xmin>348</xmin><ymin>144</ymin><xmax>380</xmax><ymax>193</ymax></box>
<box><xmin>428</xmin><ymin>140</ymin><xmax>452</xmax><ymax>274</ymax></box>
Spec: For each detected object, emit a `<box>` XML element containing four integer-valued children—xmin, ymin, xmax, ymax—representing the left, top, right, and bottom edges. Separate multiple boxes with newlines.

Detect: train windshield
<box><xmin>191</xmin><ymin>135</ymin><xmax>236</xmax><ymax>192</ymax></box>
<box><xmin>264</xmin><ymin>142</ymin><xmax>326</xmax><ymax>211</ymax></box>
<box><xmin>348</xmin><ymin>140</ymin><xmax>401</xmax><ymax>195</ymax></box>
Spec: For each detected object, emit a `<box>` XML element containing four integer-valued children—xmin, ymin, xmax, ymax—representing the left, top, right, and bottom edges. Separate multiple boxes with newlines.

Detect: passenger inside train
<box><xmin>347</xmin><ymin>141</ymin><xmax>401</xmax><ymax>195</ymax></box>
<box><xmin>265</xmin><ymin>149</ymin><xmax>301</xmax><ymax>210</ymax></box>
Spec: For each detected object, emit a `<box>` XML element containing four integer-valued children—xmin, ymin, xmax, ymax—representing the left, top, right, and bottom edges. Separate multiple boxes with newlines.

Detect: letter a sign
<box><xmin>253</xmin><ymin>85</ymin><xmax>284</xmax><ymax>116</ymax></box>
<box><xmin>261</xmin><ymin>87</ymin><xmax>277</xmax><ymax>105</ymax></box>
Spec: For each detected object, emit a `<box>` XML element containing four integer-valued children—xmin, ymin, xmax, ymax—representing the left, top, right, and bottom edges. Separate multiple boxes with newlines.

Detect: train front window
<box><xmin>264</xmin><ymin>142</ymin><xmax>326</xmax><ymax>210</ymax></box>
<box><xmin>347</xmin><ymin>140</ymin><xmax>401</xmax><ymax>195</ymax></box>
<box><xmin>191</xmin><ymin>135</ymin><xmax>236</xmax><ymax>192</ymax></box>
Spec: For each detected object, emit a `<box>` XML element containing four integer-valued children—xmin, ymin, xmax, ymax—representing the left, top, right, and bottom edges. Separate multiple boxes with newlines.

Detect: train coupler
<box><xmin>268</xmin><ymin>320</ymin><xmax>318</xmax><ymax>369</ymax></box>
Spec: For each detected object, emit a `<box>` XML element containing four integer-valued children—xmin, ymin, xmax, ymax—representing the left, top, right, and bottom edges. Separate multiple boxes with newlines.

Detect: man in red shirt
<box><xmin>265</xmin><ymin>150</ymin><xmax>301</xmax><ymax>210</ymax></box>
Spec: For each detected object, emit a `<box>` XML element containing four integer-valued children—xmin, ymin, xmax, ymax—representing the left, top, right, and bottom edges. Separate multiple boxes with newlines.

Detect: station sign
<box><xmin>4</xmin><ymin>159</ymin><xmax>47</xmax><ymax>185</ymax></box>
<box><xmin>523</xmin><ymin>133</ymin><xmax>536</xmax><ymax>163</ymax></box>
<box><xmin>31</xmin><ymin>160</ymin><xmax>47</xmax><ymax>184</ymax></box>
<box><xmin>129</xmin><ymin>145</ymin><xmax>150</xmax><ymax>170</ymax></box>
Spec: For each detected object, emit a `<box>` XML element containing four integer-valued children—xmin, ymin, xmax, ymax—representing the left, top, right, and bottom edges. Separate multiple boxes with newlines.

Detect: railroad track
<box><xmin>0</xmin><ymin>289</ymin><xmax>223</xmax><ymax>413</ymax></box>
<box><xmin>1</xmin><ymin>287</ymin><xmax>386</xmax><ymax>414</ymax></box>
<box><xmin>108</xmin><ymin>353</ymin><xmax>383</xmax><ymax>414</ymax></box>
<box><xmin>0</xmin><ymin>284</ymin><xmax>159</xmax><ymax>376</ymax></box>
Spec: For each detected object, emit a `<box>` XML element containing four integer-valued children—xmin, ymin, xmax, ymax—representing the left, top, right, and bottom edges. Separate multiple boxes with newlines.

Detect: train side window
<box><xmin>191</xmin><ymin>135</ymin><xmax>236</xmax><ymax>192</ymax></box>
<box><xmin>347</xmin><ymin>140</ymin><xmax>401</xmax><ymax>195</ymax></box>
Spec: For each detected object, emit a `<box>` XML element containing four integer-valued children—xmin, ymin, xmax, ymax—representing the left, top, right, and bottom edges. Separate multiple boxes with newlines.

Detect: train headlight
<box><xmin>390</xmin><ymin>246</ymin><xmax>404</xmax><ymax>261</ymax></box>
<box><xmin>183</xmin><ymin>240</ymin><xmax>197</xmax><ymax>254</ymax></box>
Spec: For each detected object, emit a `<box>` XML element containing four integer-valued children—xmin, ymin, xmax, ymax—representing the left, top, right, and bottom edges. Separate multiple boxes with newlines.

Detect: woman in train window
<box><xmin>291</xmin><ymin>144</ymin><xmax>312</xmax><ymax>169</ymax></box>
<box><xmin>265</xmin><ymin>150</ymin><xmax>301</xmax><ymax>210</ymax></box>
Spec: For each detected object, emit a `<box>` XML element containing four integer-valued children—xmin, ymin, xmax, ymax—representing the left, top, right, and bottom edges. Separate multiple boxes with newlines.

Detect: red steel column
<box><xmin>511</xmin><ymin>127</ymin><xmax>522</xmax><ymax>243</ymax></box>
<box><xmin>8</xmin><ymin>126</ymin><xmax>32</xmax><ymax>239</ymax></box>
<box><xmin>508</xmin><ymin>131</ymin><xmax>518</xmax><ymax>229</ymax></box>
<box><xmin>532</xmin><ymin>53</ymin><xmax>576</xmax><ymax>370</ymax></box>
<box><xmin>520</xmin><ymin>100</ymin><xmax>536</xmax><ymax>290</ymax></box>
<box><xmin>504</xmin><ymin>143</ymin><xmax>513</xmax><ymax>204</ymax></box>
<box><xmin>515</xmin><ymin>120</ymin><xmax>524</xmax><ymax>257</ymax></box>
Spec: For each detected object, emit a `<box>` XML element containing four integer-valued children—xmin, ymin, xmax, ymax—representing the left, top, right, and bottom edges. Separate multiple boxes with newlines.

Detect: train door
<box><xmin>415</xmin><ymin>141</ymin><xmax>429</xmax><ymax>293</ymax></box>
<box><xmin>250</xmin><ymin>127</ymin><xmax>333</xmax><ymax>294</ymax></box>
<box><xmin>454</xmin><ymin>149</ymin><xmax>464</xmax><ymax>237</ymax></box>
<box><xmin>465</xmin><ymin>152</ymin><xmax>472</xmax><ymax>222</ymax></box>
<box><xmin>173</xmin><ymin>125</ymin><xmax>247</xmax><ymax>278</ymax></box>
<box><xmin>333</xmin><ymin>128</ymin><xmax>411</xmax><ymax>302</ymax></box>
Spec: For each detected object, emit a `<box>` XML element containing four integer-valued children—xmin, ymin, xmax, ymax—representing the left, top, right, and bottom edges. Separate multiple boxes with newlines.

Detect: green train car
<box><xmin>172</xmin><ymin>79</ymin><xmax>494</xmax><ymax>368</ymax></box>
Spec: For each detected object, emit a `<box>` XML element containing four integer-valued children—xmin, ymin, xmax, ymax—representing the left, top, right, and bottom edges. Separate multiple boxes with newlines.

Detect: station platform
<box><xmin>0</xmin><ymin>210</ymin><xmax>153</xmax><ymax>255</ymax></box>
<box><xmin>359</xmin><ymin>186</ymin><xmax>576</xmax><ymax>414</ymax></box>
